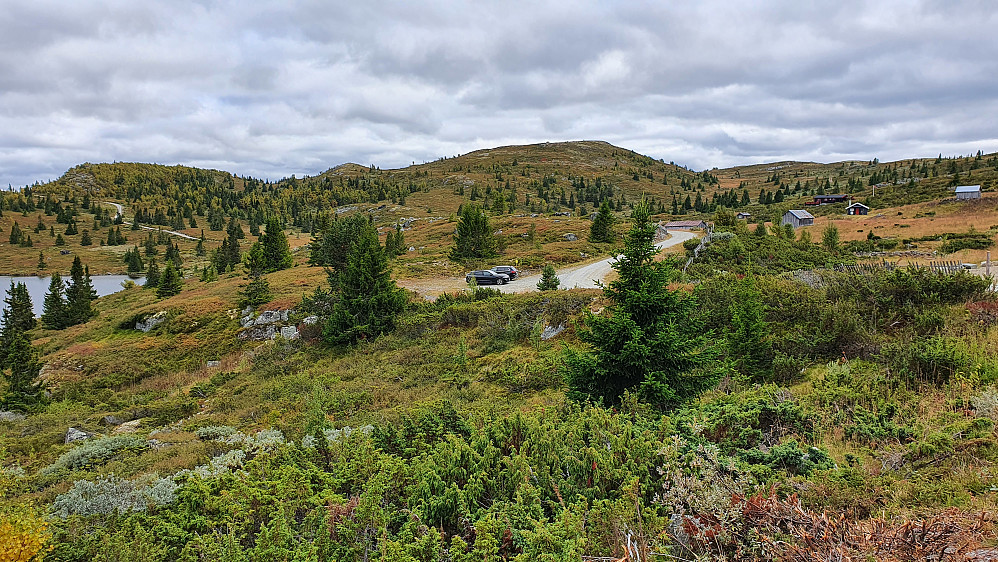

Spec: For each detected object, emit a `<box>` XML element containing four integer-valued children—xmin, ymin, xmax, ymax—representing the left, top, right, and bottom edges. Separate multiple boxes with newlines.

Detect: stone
<box><xmin>102</xmin><ymin>415</ymin><xmax>124</xmax><ymax>426</ymax></box>
<box><xmin>302</xmin><ymin>316</ymin><xmax>319</xmax><ymax>326</ymax></box>
<box><xmin>408</xmin><ymin>246</ymin><xmax>415</xmax><ymax>252</ymax></box>
<box><xmin>135</xmin><ymin>311</ymin><xmax>167</xmax><ymax>332</ymax></box>
<box><xmin>65</xmin><ymin>427</ymin><xmax>93</xmax><ymax>444</ymax></box>
<box><xmin>206</xmin><ymin>360</ymin><xmax>221</xmax><ymax>368</ymax></box>
<box><xmin>280</xmin><ymin>326</ymin><xmax>299</xmax><ymax>339</ymax></box>
<box><xmin>239</xmin><ymin>314</ymin><xmax>255</xmax><ymax>328</ymax></box>
<box><xmin>541</xmin><ymin>323</ymin><xmax>566</xmax><ymax>340</ymax></box>
<box><xmin>563</xmin><ymin>233</ymin><xmax>578</xmax><ymax>241</ymax></box>
<box><xmin>238</xmin><ymin>325</ymin><xmax>276</xmax><ymax>341</ymax></box>
<box><xmin>254</xmin><ymin>310</ymin><xmax>284</xmax><ymax>325</ymax></box>
<box><xmin>113</xmin><ymin>419</ymin><xmax>142</xmax><ymax>434</ymax></box>
<box><xmin>0</xmin><ymin>411</ymin><xmax>26</xmax><ymax>422</ymax></box>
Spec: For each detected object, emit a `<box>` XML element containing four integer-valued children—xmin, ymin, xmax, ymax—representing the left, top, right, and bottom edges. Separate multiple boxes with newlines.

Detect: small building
<box><xmin>663</xmin><ymin>220</ymin><xmax>708</xmax><ymax>230</ymax></box>
<box><xmin>955</xmin><ymin>185</ymin><xmax>981</xmax><ymax>200</ymax></box>
<box><xmin>812</xmin><ymin>194</ymin><xmax>848</xmax><ymax>205</ymax></box>
<box><xmin>736</xmin><ymin>212</ymin><xmax>752</xmax><ymax>220</ymax></box>
<box><xmin>845</xmin><ymin>202</ymin><xmax>870</xmax><ymax>216</ymax></box>
<box><xmin>781</xmin><ymin>210</ymin><xmax>814</xmax><ymax>229</ymax></box>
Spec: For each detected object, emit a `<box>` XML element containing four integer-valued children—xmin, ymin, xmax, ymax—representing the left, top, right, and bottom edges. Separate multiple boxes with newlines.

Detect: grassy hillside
<box><xmin>2</xmin><ymin>142</ymin><xmax>998</xmax><ymax>559</ymax></box>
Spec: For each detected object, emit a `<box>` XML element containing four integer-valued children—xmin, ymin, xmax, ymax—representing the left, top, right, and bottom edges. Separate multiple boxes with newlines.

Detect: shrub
<box><xmin>971</xmin><ymin>386</ymin><xmax>998</xmax><ymax>421</ymax></box>
<box><xmin>176</xmin><ymin>449</ymin><xmax>247</xmax><ymax>479</ymax></box>
<box><xmin>0</xmin><ymin>506</ymin><xmax>52</xmax><ymax>560</ymax></box>
<box><xmin>41</xmin><ymin>436</ymin><xmax>148</xmax><ymax>475</ymax></box>
<box><xmin>194</xmin><ymin>425</ymin><xmax>237</xmax><ymax>441</ymax></box>
<box><xmin>51</xmin><ymin>474</ymin><xmax>177</xmax><ymax>518</ymax></box>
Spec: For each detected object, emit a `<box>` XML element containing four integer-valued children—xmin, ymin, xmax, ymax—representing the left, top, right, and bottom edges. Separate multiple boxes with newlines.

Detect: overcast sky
<box><xmin>2</xmin><ymin>0</ymin><xmax>996</xmax><ymax>187</ymax></box>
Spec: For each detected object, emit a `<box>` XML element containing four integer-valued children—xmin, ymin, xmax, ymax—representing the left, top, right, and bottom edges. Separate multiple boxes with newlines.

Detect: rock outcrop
<box><xmin>136</xmin><ymin>311</ymin><xmax>168</xmax><ymax>332</ymax></box>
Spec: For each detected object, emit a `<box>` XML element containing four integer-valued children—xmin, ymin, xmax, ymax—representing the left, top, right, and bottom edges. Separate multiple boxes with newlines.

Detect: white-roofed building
<box><xmin>955</xmin><ymin>185</ymin><xmax>981</xmax><ymax>200</ymax></box>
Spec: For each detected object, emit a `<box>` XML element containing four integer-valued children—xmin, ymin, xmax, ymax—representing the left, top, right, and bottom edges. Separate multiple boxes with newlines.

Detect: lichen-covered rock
<box><xmin>541</xmin><ymin>323</ymin><xmax>567</xmax><ymax>340</ymax></box>
<box><xmin>280</xmin><ymin>326</ymin><xmax>299</xmax><ymax>340</ymax></box>
<box><xmin>238</xmin><ymin>324</ymin><xmax>276</xmax><ymax>341</ymax></box>
<box><xmin>65</xmin><ymin>427</ymin><xmax>94</xmax><ymax>444</ymax></box>
<box><xmin>112</xmin><ymin>420</ymin><xmax>142</xmax><ymax>435</ymax></box>
<box><xmin>0</xmin><ymin>411</ymin><xmax>26</xmax><ymax>422</ymax></box>
<box><xmin>135</xmin><ymin>311</ymin><xmax>167</xmax><ymax>332</ymax></box>
<box><xmin>563</xmin><ymin>233</ymin><xmax>578</xmax><ymax>241</ymax></box>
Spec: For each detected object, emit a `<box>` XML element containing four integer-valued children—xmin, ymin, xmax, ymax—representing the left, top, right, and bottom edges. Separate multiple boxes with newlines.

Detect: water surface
<box><xmin>0</xmin><ymin>275</ymin><xmax>144</xmax><ymax>316</ymax></box>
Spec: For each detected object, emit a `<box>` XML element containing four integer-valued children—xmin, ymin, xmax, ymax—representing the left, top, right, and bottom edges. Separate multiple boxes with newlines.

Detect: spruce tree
<box><xmin>537</xmin><ymin>264</ymin><xmax>561</xmax><ymax>291</ymax></box>
<box><xmin>449</xmin><ymin>205</ymin><xmax>498</xmax><ymax>260</ymax></box>
<box><xmin>259</xmin><ymin>218</ymin><xmax>293</xmax><ymax>272</ymax></box>
<box><xmin>157</xmin><ymin>260</ymin><xmax>183</xmax><ymax>298</ymax></box>
<box><xmin>588</xmin><ymin>200</ymin><xmax>616</xmax><ymax>243</ymax></box>
<box><xmin>727</xmin><ymin>275</ymin><xmax>773</xmax><ymax>381</ymax></box>
<box><xmin>240</xmin><ymin>245</ymin><xmax>272</xmax><ymax>307</ymax></box>
<box><xmin>2</xmin><ymin>282</ymin><xmax>35</xmax><ymax>333</ymax></box>
<box><xmin>822</xmin><ymin>224</ymin><xmax>840</xmax><ymax>253</ymax></box>
<box><xmin>563</xmin><ymin>202</ymin><xmax>719</xmax><ymax>409</ymax></box>
<box><xmin>8</xmin><ymin>221</ymin><xmax>22</xmax><ymax>245</ymax></box>
<box><xmin>80</xmin><ymin>230</ymin><xmax>92</xmax><ymax>246</ymax></box>
<box><xmin>65</xmin><ymin>257</ymin><xmax>97</xmax><ymax>325</ymax></box>
<box><xmin>144</xmin><ymin>259</ymin><xmax>160</xmax><ymax>289</ymax></box>
<box><xmin>1</xmin><ymin>330</ymin><xmax>45</xmax><ymax>411</ymax></box>
<box><xmin>323</xmin><ymin>221</ymin><xmax>407</xmax><ymax>345</ymax></box>
<box><xmin>41</xmin><ymin>273</ymin><xmax>68</xmax><ymax>329</ymax></box>
<box><xmin>37</xmin><ymin>251</ymin><xmax>46</xmax><ymax>270</ymax></box>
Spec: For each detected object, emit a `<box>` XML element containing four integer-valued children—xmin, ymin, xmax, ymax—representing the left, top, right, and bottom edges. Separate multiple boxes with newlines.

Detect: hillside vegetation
<box><xmin>2</xmin><ymin>142</ymin><xmax>998</xmax><ymax>560</ymax></box>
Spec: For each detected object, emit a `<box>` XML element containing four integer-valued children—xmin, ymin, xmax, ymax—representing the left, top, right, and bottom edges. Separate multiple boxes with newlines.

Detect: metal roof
<box><xmin>955</xmin><ymin>185</ymin><xmax>981</xmax><ymax>193</ymax></box>
<box><xmin>663</xmin><ymin>220</ymin><xmax>706</xmax><ymax>227</ymax></box>
<box><xmin>786</xmin><ymin>210</ymin><xmax>814</xmax><ymax>220</ymax></box>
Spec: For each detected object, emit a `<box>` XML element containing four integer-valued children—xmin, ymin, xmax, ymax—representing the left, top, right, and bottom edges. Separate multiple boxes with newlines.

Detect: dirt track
<box><xmin>400</xmin><ymin>230</ymin><xmax>699</xmax><ymax>298</ymax></box>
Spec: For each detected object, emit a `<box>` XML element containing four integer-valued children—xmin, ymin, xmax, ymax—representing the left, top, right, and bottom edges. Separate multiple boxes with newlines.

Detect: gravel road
<box><xmin>103</xmin><ymin>202</ymin><xmax>199</xmax><ymax>240</ymax></box>
<box><xmin>400</xmin><ymin>230</ymin><xmax>699</xmax><ymax>297</ymax></box>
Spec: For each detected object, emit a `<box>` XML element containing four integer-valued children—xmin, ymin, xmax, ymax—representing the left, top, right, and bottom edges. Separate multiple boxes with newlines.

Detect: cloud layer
<box><xmin>2</xmin><ymin>0</ymin><xmax>996</xmax><ymax>186</ymax></box>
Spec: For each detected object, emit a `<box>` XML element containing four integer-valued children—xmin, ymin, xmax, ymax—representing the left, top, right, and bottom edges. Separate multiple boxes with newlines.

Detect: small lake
<box><xmin>0</xmin><ymin>275</ymin><xmax>144</xmax><ymax>316</ymax></box>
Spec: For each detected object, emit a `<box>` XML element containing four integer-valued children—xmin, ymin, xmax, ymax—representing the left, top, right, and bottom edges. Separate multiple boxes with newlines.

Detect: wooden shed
<box><xmin>781</xmin><ymin>210</ymin><xmax>814</xmax><ymax>229</ymax></box>
<box><xmin>955</xmin><ymin>185</ymin><xmax>981</xmax><ymax>200</ymax></box>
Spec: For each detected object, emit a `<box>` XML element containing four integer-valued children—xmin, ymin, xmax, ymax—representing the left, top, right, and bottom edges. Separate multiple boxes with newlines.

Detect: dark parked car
<box><xmin>491</xmin><ymin>266</ymin><xmax>519</xmax><ymax>280</ymax></box>
<box><xmin>465</xmin><ymin>270</ymin><xmax>510</xmax><ymax>285</ymax></box>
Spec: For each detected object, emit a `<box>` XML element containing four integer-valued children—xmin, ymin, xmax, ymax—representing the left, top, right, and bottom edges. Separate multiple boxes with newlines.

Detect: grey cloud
<box><xmin>1</xmin><ymin>0</ymin><xmax>997</xmax><ymax>187</ymax></box>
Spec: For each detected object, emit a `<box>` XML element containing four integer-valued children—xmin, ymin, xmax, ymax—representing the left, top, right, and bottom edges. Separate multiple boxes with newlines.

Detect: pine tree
<box><xmin>537</xmin><ymin>264</ymin><xmax>560</xmax><ymax>291</ymax></box>
<box><xmin>80</xmin><ymin>230</ymin><xmax>92</xmax><ymax>246</ymax></box>
<box><xmin>65</xmin><ymin>257</ymin><xmax>97</xmax><ymax>325</ymax></box>
<box><xmin>157</xmin><ymin>260</ymin><xmax>183</xmax><ymax>298</ymax></box>
<box><xmin>563</xmin><ymin>202</ymin><xmax>719</xmax><ymax>409</ymax></box>
<box><xmin>41</xmin><ymin>273</ymin><xmax>68</xmax><ymax>329</ymax></box>
<box><xmin>37</xmin><ymin>251</ymin><xmax>46</xmax><ymax>270</ymax></box>
<box><xmin>259</xmin><ymin>218</ymin><xmax>293</xmax><ymax>272</ymax></box>
<box><xmin>323</xmin><ymin>221</ymin><xmax>407</xmax><ymax>345</ymax></box>
<box><xmin>450</xmin><ymin>205</ymin><xmax>498</xmax><ymax>260</ymax></box>
<box><xmin>588</xmin><ymin>200</ymin><xmax>616</xmax><ymax>243</ymax></box>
